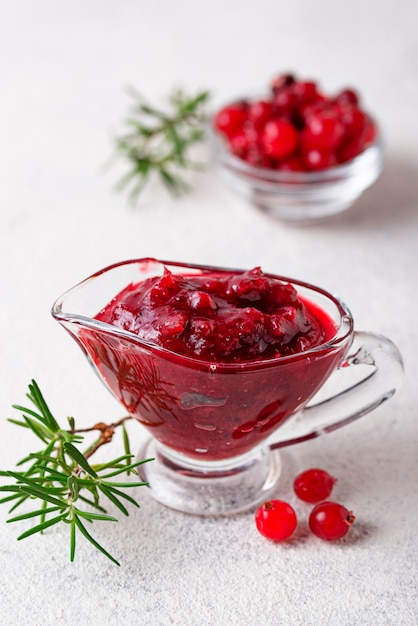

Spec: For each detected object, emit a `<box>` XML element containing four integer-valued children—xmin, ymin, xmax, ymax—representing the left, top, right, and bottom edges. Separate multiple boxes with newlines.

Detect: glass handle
<box><xmin>269</xmin><ymin>331</ymin><xmax>404</xmax><ymax>450</ymax></box>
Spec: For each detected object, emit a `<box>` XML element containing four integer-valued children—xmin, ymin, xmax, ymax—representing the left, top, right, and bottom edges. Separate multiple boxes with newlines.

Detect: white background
<box><xmin>0</xmin><ymin>2</ymin><xmax>417</xmax><ymax>625</ymax></box>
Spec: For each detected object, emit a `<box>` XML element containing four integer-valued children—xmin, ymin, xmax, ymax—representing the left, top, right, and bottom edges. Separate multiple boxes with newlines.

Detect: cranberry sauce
<box><xmin>80</xmin><ymin>267</ymin><xmax>345</xmax><ymax>461</ymax></box>
<box><xmin>95</xmin><ymin>266</ymin><xmax>334</xmax><ymax>362</ymax></box>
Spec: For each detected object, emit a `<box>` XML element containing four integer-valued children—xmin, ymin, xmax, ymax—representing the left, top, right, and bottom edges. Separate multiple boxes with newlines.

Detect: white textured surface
<box><xmin>0</xmin><ymin>2</ymin><xmax>417</xmax><ymax>625</ymax></box>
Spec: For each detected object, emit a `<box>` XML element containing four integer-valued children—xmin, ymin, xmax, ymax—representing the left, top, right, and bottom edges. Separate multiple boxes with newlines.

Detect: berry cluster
<box><xmin>214</xmin><ymin>73</ymin><xmax>377</xmax><ymax>172</ymax></box>
<box><xmin>255</xmin><ymin>468</ymin><xmax>355</xmax><ymax>542</ymax></box>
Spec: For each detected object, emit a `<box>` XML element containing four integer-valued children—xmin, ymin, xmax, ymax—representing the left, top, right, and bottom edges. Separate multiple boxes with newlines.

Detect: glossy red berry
<box><xmin>293</xmin><ymin>468</ymin><xmax>336</xmax><ymax>503</ymax></box>
<box><xmin>293</xmin><ymin>81</ymin><xmax>320</xmax><ymax>104</ymax></box>
<box><xmin>261</xmin><ymin>119</ymin><xmax>299</xmax><ymax>159</ymax></box>
<box><xmin>303</xmin><ymin>113</ymin><xmax>345</xmax><ymax>151</ymax></box>
<box><xmin>339</xmin><ymin>107</ymin><xmax>368</xmax><ymax>140</ymax></box>
<box><xmin>271</xmin><ymin>73</ymin><xmax>295</xmax><ymax>94</ymax></box>
<box><xmin>248</xmin><ymin>100</ymin><xmax>274</xmax><ymax>128</ymax></box>
<box><xmin>338</xmin><ymin>115</ymin><xmax>376</xmax><ymax>163</ymax></box>
<box><xmin>334</xmin><ymin>88</ymin><xmax>359</xmax><ymax>106</ymax></box>
<box><xmin>214</xmin><ymin>105</ymin><xmax>247</xmax><ymax>139</ymax></box>
<box><xmin>338</xmin><ymin>138</ymin><xmax>363</xmax><ymax>163</ymax></box>
<box><xmin>255</xmin><ymin>499</ymin><xmax>297</xmax><ymax>541</ymax></box>
<box><xmin>273</xmin><ymin>86</ymin><xmax>298</xmax><ymax>114</ymax></box>
<box><xmin>300</xmin><ymin>100</ymin><xmax>329</xmax><ymax>122</ymax></box>
<box><xmin>309</xmin><ymin>501</ymin><xmax>355</xmax><ymax>541</ymax></box>
<box><xmin>229</xmin><ymin>131</ymin><xmax>252</xmax><ymax>157</ymax></box>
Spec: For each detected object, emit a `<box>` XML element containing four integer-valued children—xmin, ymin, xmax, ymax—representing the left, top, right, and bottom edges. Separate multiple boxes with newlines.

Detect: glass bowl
<box><xmin>210</xmin><ymin>124</ymin><xmax>384</xmax><ymax>225</ymax></box>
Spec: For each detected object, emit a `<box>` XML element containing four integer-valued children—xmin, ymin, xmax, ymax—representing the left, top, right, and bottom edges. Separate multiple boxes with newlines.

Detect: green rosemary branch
<box><xmin>112</xmin><ymin>86</ymin><xmax>211</xmax><ymax>204</ymax></box>
<box><xmin>0</xmin><ymin>380</ymin><xmax>153</xmax><ymax>566</ymax></box>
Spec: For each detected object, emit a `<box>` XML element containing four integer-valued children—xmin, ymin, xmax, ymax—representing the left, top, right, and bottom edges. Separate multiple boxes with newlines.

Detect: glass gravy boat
<box><xmin>52</xmin><ymin>259</ymin><xmax>403</xmax><ymax>515</ymax></box>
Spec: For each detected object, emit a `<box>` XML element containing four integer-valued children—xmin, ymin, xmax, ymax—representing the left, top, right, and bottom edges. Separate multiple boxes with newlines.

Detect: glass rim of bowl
<box><xmin>52</xmin><ymin>258</ymin><xmax>354</xmax><ymax>372</ymax></box>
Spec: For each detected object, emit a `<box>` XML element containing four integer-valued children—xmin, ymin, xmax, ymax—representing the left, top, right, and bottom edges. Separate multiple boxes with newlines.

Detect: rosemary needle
<box><xmin>0</xmin><ymin>380</ymin><xmax>153</xmax><ymax>566</ymax></box>
<box><xmin>113</xmin><ymin>86</ymin><xmax>211</xmax><ymax>204</ymax></box>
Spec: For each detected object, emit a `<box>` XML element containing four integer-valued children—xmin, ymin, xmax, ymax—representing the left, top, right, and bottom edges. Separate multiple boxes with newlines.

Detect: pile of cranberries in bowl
<box><xmin>211</xmin><ymin>73</ymin><xmax>383</xmax><ymax>224</ymax></box>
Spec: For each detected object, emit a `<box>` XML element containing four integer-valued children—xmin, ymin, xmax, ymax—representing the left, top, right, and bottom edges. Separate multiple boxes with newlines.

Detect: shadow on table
<box><xmin>324</xmin><ymin>154</ymin><xmax>418</xmax><ymax>230</ymax></box>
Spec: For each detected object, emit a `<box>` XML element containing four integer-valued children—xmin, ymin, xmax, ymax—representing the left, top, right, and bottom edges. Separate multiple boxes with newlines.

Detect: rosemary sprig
<box><xmin>113</xmin><ymin>86</ymin><xmax>211</xmax><ymax>204</ymax></box>
<box><xmin>0</xmin><ymin>380</ymin><xmax>153</xmax><ymax>566</ymax></box>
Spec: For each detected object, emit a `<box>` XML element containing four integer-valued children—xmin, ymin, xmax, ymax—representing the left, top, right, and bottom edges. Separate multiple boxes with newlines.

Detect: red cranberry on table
<box><xmin>309</xmin><ymin>501</ymin><xmax>356</xmax><ymax>541</ymax></box>
<box><xmin>255</xmin><ymin>500</ymin><xmax>298</xmax><ymax>541</ymax></box>
<box><xmin>293</xmin><ymin>468</ymin><xmax>336</xmax><ymax>503</ymax></box>
<box><xmin>213</xmin><ymin>73</ymin><xmax>377</xmax><ymax>171</ymax></box>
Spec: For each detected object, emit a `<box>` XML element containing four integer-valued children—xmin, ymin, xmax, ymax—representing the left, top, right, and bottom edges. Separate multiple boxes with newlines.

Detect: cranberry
<box><xmin>293</xmin><ymin>81</ymin><xmax>320</xmax><ymax>104</ymax></box>
<box><xmin>188</xmin><ymin>291</ymin><xmax>217</xmax><ymax>311</ymax></box>
<box><xmin>293</xmin><ymin>468</ymin><xmax>336</xmax><ymax>503</ymax></box>
<box><xmin>299</xmin><ymin>101</ymin><xmax>329</xmax><ymax>127</ymax></box>
<box><xmin>150</xmin><ymin>269</ymin><xmax>179</xmax><ymax>305</ymax></box>
<box><xmin>158</xmin><ymin>311</ymin><xmax>189</xmax><ymax>338</ymax></box>
<box><xmin>273</xmin><ymin>85</ymin><xmax>298</xmax><ymax>114</ymax></box>
<box><xmin>225</xmin><ymin>267</ymin><xmax>270</xmax><ymax>301</ymax></box>
<box><xmin>214</xmin><ymin>105</ymin><xmax>247</xmax><ymax>139</ymax></box>
<box><xmin>339</xmin><ymin>107</ymin><xmax>368</xmax><ymax>139</ymax></box>
<box><xmin>334</xmin><ymin>88</ymin><xmax>359</xmax><ymax>106</ymax></box>
<box><xmin>338</xmin><ymin>139</ymin><xmax>364</xmax><ymax>163</ymax></box>
<box><xmin>255</xmin><ymin>500</ymin><xmax>297</xmax><ymax>541</ymax></box>
<box><xmin>309</xmin><ymin>502</ymin><xmax>355</xmax><ymax>541</ymax></box>
<box><xmin>248</xmin><ymin>100</ymin><xmax>274</xmax><ymax>127</ymax></box>
<box><xmin>338</xmin><ymin>116</ymin><xmax>376</xmax><ymax>163</ymax></box>
<box><xmin>303</xmin><ymin>113</ymin><xmax>345</xmax><ymax>151</ymax></box>
<box><xmin>261</xmin><ymin>119</ymin><xmax>299</xmax><ymax>159</ymax></box>
<box><xmin>271</xmin><ymin>73</ymin><xmax>296</xmax><ymax>94</ymax></box>
<box><xmin>229</xmin><ymin>131</ymin><xmax>252</xmax><ymax>157</ymax></box>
